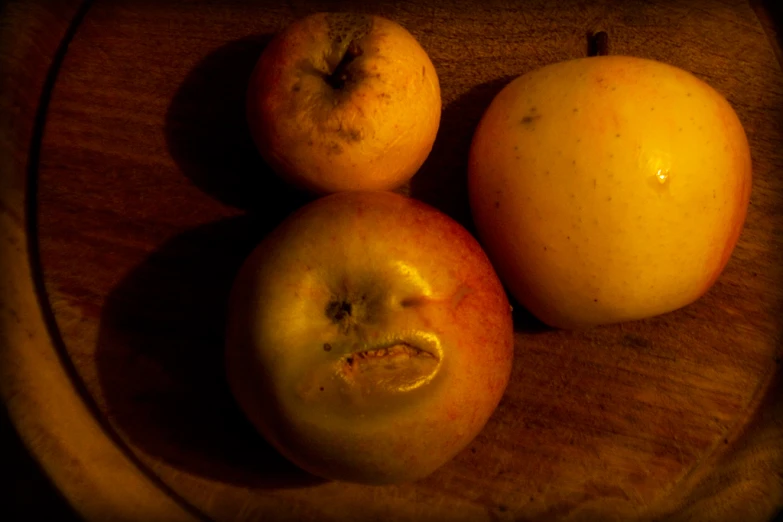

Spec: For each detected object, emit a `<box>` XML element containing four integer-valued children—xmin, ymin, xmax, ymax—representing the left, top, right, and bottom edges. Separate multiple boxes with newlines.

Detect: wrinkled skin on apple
<box><xmin>247</xmin><ymin>13</ymin><xmax>441</xmax><ymax>193</ymax></box>
<box><xmin>225</xmin><ymin>191</ymin><xmax>513</xmax><ymax>484</ymax></box>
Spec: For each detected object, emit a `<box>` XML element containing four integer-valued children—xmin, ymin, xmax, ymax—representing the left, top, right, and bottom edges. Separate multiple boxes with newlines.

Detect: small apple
<box><xmin>468</xmin><ymin>55</ymin><xmax>752</xmax><ymax>329</ymax></box>
<box><xmin>246</xmin><ymin>13</ymin><xmax>441</xmax><ymax>194</ymax></box>
<box><xmin>225</xmin><ymin>191</ymin><xmax>513</xmax><ymax>484</ymax></box>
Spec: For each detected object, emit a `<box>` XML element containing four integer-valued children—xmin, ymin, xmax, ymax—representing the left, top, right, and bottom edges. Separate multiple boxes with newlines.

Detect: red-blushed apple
<box><xmin>247</xmin><ymin>13</ymin><xmax>441</xmax><ymax>194</ymax></box>
<box><xmin>468</xmin><ymin>56</ymin><xmax>752</xmax><ymax>329</ymax></box>
<box><xmin>225</xmin><ymin>191</ymin><xmax>513</xmax><ymax>484</ymax></box>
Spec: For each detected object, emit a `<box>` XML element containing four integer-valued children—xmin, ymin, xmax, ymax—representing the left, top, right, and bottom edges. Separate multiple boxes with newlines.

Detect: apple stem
<box><xmin>327</xmin><ymin>42</ymin><xmax>363</xmax><ymax>89</ymax></box>
<box><xmin>588</xmin><ymin>31</ymin><xmax>609</xmax><ymax>57</ymax></box>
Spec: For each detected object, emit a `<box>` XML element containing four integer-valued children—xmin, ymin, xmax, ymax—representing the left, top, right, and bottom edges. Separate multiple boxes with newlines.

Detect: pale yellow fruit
<box><xmin>225</xmin><ymin>191</ymin><xmax>513</xmax><ymax>484</ymax></box>
<box><xmin>469</xmin><ymin>56</ymin><xmax>752</xmax><ymax>329</ymax></box>
<box><xmin>247</xmin><ymin>13</ymin><xmax>441</xmax><ymax>194</ymax></box>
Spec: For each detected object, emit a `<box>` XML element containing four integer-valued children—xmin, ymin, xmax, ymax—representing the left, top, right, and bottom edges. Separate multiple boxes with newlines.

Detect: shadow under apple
<box><xmin>409</xmin><ymin>75</ymin><xmax>552</xmax><ymax>334</ymax></box>
<box><xmin>95</xmin><ymin>215</ymin><xmax>323</xmax><ymax>489</ymax></box>
<box><xmin>409</xmin><ymin>75</ymin><xmax>516</xmax><ymax>233</ymax></box>
<box><xmin>164</xmin><ymin>33</ymin><xmax>312</xmax><ymax>216</ymax></box>
<box><xmin>95</xmin><ymin>35</ymin><xmax>326</xmax><ymax>489</ymax></box>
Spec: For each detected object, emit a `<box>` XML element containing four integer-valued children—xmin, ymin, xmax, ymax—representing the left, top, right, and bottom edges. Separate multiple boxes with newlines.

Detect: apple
<box><xmin>468</xmin><ymin>55</ymin><xmax>752</xmax><ymax>329</ymax></box>
<box><xmin>246</xmin><ymin>13</ymin><xmax>441</xmax><ymax>194</ymax></box>
<box><xmin>225</xmin><ymin>191</ymin><xmax>513</xmax><ymax>484</ymax></box>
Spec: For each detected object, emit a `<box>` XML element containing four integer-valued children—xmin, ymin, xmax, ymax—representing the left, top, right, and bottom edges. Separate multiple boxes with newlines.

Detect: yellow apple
<box><xmin>468</xmin><ymin>56</ymin><xmax>752</xmax><ymax>329</ymax></box>
<box><xmin>246</xmin><ymin>13</ymin><xmax>441</xmax><ymax>194</ymax></box>
<box><xmin>225</xmin><ymin>191</ymin><xmax>513</xmax><ymax>484</ymax></box>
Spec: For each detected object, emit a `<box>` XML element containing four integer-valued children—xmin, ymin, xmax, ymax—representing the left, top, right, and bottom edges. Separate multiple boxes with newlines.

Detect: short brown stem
<box><xmin>587</xmin><ymin>31</ymin><xmax>610</xmax><ymax>57</ymax></box>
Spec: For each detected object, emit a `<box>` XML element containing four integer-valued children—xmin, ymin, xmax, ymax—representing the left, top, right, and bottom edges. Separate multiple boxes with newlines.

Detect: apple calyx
<box><xmin>326</xmin><ymin>299</ymin><xmax>354</xmax><ymax>323</ymax></box>
<box><xmin>325</xmin><ymin>294</ymin><xmax>375</xmax><ymax>335</ymax></box>
<box><xmin>326</xmin><ymin>42</ymin><xmax>363</xmax><ymax>90</ymax></box>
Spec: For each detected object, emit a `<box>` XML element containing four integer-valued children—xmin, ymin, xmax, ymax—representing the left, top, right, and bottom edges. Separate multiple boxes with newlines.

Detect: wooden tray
<box><xmin>2</xmin><ymin>1</ymin><xmax>782</xmax><ymax>520</ymax></box>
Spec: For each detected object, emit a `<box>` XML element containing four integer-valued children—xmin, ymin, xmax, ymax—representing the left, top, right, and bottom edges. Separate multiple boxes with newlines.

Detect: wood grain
<box><xmin>0</xmin><ymin>1</ymin><xmax>200</xmax><ymax>521</ymax></box>
<box><xmin>2</xmin><ymin>0</ymin><xmax>783</xmax><ymax>521</ymax></box>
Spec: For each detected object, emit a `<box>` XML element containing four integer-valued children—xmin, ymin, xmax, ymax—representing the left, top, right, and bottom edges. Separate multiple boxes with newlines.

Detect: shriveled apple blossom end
<box><xmin>326</xmin><ymin>299</ymin><xmax>353</xmax><ymax>323</ymax></box>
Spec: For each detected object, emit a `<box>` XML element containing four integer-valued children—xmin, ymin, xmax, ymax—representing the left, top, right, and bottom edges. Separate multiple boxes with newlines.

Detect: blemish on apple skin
<box><xmin>339</xmin><ymin>127</ymin><xmax>362</xmax><ymax>142</ymax></box>
<box><xmin>520</xmin><ymin>114</ymin><xmax>541</xmax><ymax>126</ymax></box>
<box><xmin>494</xmin><ymin>201</ymin><xmax>500</xmax><ymax>209</ymax></box>
<box><xmin>399</xmin><ymin>297</ymin><xmax>424</xmax><ymax>308</ymax></box>
<box><xmin>450</xmin><ymin>284</ymin><xmax>473</xmax><ymax>309</ymax></box>
<box><xmin>323</xmin><ymin>343</ymin><xmax>333</xmax><ymax>352</ymax></box>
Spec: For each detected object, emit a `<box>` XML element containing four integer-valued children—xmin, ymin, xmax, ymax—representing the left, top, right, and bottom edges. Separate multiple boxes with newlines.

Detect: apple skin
<box><xmin>225</xmin><ymin>191</ymin><xmax>513</xmax><ymax>484</ymax></box>
<box><xmin>247</xmin><ymin>13</ymin><xmax>441</xmax><ymax>194</ymax></box>
<box><xmin>468</xmin><ymin>56</ymin><xmax>752</xmax><ymax>329</ymax></box>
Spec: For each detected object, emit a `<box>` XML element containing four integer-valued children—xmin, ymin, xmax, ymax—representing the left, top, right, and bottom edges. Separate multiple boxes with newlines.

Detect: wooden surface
<box><xmin>0</xmin><ymin>1</ymin><xmax>200</xmax><ymax>521</ymax></box>
<box><xmin>2</xmin><ymin>0</ymin><xmax>783</xmax><ymax>521</ymax></box>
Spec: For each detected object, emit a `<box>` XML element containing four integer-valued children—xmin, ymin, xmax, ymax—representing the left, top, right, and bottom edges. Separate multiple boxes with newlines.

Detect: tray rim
<box><xmin>0</xmin><ymin>1</ymin><xmax>781</xmax><ymax>521</ymax></box>
<box><xmin>0</xmin><ymin>1</ymin><xmax>200</xmax><ymax>520</ymax></box>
